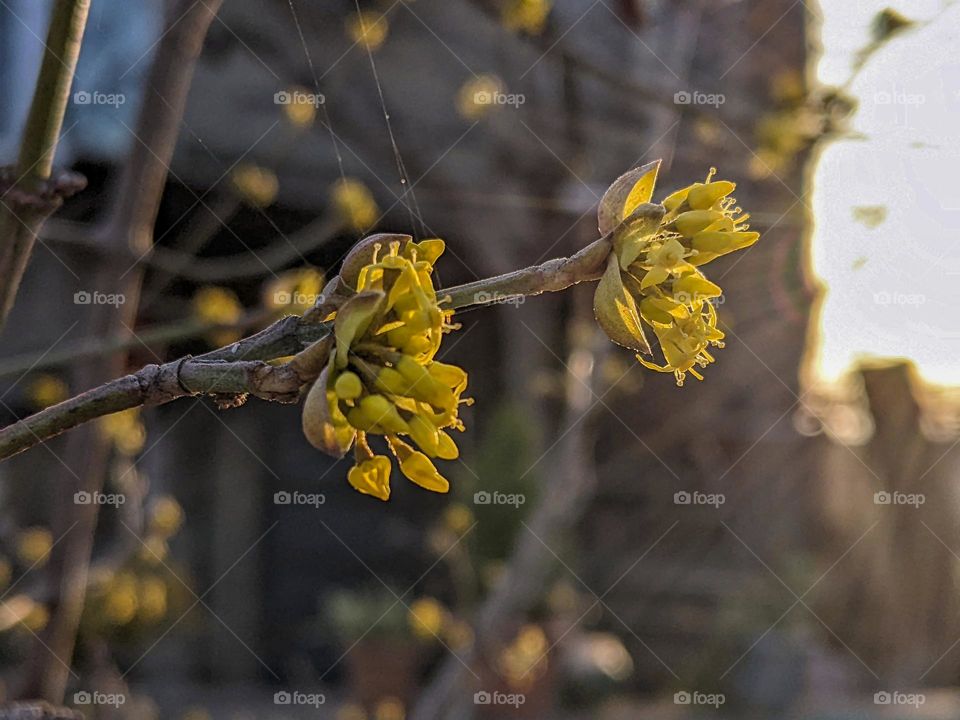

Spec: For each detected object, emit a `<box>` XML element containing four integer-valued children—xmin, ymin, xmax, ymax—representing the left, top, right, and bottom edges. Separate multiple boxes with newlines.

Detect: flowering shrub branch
<box><xmin>0</xmin><ymin>161</ymin><xmax>760</xmax><ymax>501</ymax></box>
<box><xmin>0</xmin><ymin>238</ymin><xmax>612</xmax><ymax>461</ymax></box>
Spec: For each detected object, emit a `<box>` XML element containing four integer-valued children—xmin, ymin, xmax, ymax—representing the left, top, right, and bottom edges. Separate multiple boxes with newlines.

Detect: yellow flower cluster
<box><xmin>594</xmin><ymin>162</ymin><xmax>759</xmax><ymax>386</ymax></box>
<box><xmin>302</xmin><ymin>235</ymin><xmax>469</xmax><ymax>501</ymax></box>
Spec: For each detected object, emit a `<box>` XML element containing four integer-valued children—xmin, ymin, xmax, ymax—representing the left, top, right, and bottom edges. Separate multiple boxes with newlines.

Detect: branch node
<box><xmin>0</xmin><ymin>166</ymin><xmax>87</xmax><ymax>217</ymax></box>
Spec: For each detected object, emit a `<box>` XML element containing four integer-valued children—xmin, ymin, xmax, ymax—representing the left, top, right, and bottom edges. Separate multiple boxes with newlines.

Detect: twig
<box><xmin>145</xmin><ymin>214</ymin><xmax>343</xmax><ymax>282</ymax></box>
<box><xmin>441</xmin><ymin>234</ymin><xmax>610</xmax><ymax>308</ymax></box>
<box><xmin>0</xmin><ymin>0</ymin><xmax>91</xmax><ymax>328</ymax></box>
<box><xmin>0</xmin><ymin>358</ymin><xmax>304</xmax><ymax>460</ymax></box>
<box><xmin>0</xmin><ymin>236</ymin><xmax>612</xmax><ymax>461</ymax></box>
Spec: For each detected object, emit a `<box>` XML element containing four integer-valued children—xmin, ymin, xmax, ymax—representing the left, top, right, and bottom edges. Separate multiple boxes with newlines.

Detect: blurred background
<box><xmin>0</xmin><ymin>0</ymin><xmax>958</xmax><ymax>717</ymax></box>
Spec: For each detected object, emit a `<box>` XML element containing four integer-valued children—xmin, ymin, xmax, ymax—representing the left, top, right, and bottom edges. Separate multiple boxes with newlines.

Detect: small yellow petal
<box><xmin>674</xmin><ymin>209</ymin><xmax>725</xmax><ymax>237</ymax></box>
<box><xmin>407</xmin><ymin>414</ymin><xmax>440</xmax><ymax>456</ymax></box>
<box><xmin>687</xmin><ymin>180</ymin><xmax>735</xmax><ymax>210</ymax></box>
<box><xmin>435</xmin><ymin>430</ymin><xmax>460</xmax><ymax>460</ymax></box>
<box><xmin>348</xmin><ymin>456</ymin><xmax>392</xmax><ymax>501</ymax></box>
<box><xmin>640</xmin><ymin>266</ymin><xmax>669</xmax><ymax>289</ymax></box>
<box><xmin>400</xmin><ymin>453</ymin><xmax>450</xmax><ymax>493</ymax></box>
<box><xmin>389</xmin><ymin>437</ymin><xmax>451</xmax><ymax>493</ymax></box>
<box><xmin>672</xmin><ymin>274</ymin><xmax>722</xmax><ymax>301</ymax></box>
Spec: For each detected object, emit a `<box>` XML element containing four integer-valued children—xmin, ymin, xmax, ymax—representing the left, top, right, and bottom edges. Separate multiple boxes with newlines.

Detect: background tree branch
<box><xmin>0</xmin><ymin>0</ymin><xmax>91</xmax><ymax>329</ymax></box>
<box><xmin>18</xmin><ymin>0</ymin><xmax>224</xmax><ymax>702</ymax></box>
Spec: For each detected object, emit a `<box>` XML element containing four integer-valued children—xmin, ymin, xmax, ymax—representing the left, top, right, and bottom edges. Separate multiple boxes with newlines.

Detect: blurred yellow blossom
<box><xmin>501</xmin><ymin>0</ymin><xmax>552</xmax><ymax>34</ymax></box>
<box><xmin>149</xmin><ymin>496</ymin><xmax>184</xmax><ymax>538</ymax></box>
<box><xmin>456</xmin><ymin>74</ymin><xmax>504</xmax><ymax>120</ymax></box>
<box><xmin>498</xmin><ymin>624</ymin><xmax>549</xmax><ymax>688</ymax></box>
<box><xmin>336</xmin><ymin>705</ymin><xmax>367</xmax><ymax>720</ymax></box>
<box><xmin>443</xmin><ymin>618</ymin><xmax>474</xmax><ymax>650</ymax></box>
<box><xmin>26</xmin><ymin>374</ymin><xmax>68</xmax><ymax>409</ymax></box>
<box><xmin>138</xmin><ymin>536</ymin><xmax>169</xmax><ymax>564</ymax></box>
<box><xmin>264</xmin><ymin>267</ymin><xmax>326</xmax><ymax>314</ymax></box>
<box><xmin>231</xmin><ymin>164</ymin><xmax>279</xmax><ymax>208</ymax></box>
<box><xmin>23</xmin><ymin>602</ymin><xmax>49</xmax><ymax>632</ymax></box>
<box><xmin>332</xmin><ymin>178</ymin><xmax>379</xmax><ymax>232</ymax></box>
<box><xmin>279</xmin><ymin>85</ymin><xmax>319</xmax><ymax>128</ymax></box>
<box><xmin>138</xmin><ymin>576</ymin><xmax>168</xmax><ymax>623</ymax></box>
<box><xmin>192</xmin><ymin>286</ymin><xmax>243</xmax><ymax>346</ymax></box>
<box><xmin>408</xmin><ymin>596</ymin><xmax>446</xmax><ymax>638</ymax></box>
<box><xmin>373</xmin><ymin>698</ymin><xmax>404</xmax><ymax>720</ymax></box>
<box><xmin>16</xmin><ymin>527</ymin><xmax>52</xmax><ymax>566</ymax></box>
<box><xmin>0</xmin><ymin>595</ymin><xmax>44</xmax><ymax>633</ymax></box>
<box><xmin>346</xmin><ymin>11</ymin><xmax>389</xmax><ymax>50</ymax></box>
<box><xmin>104</xmin><ymin>572</ymin><xmax>139</xmax><ymax>625</ymax></box>
<box><xmin>99</xmin><ymin>407</ymin><xmax>146</xmax><ymax>455</ymax></box>
<box><xmin>443</xmin><ymin>503</ymin><xmax>473</xmax><ymax>535</ymax></box>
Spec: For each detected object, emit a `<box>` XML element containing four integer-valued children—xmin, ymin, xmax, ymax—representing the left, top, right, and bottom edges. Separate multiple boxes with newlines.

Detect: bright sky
<box><xmin>810</xmin><ymin>0</ymin><xmax>960</xmax><ymax>386</ymax></box>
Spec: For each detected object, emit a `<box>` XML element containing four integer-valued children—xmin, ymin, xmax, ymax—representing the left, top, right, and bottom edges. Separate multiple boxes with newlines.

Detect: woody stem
<box><xmin>0</xmin><ymin>236</ymin><xmax>613</xmax><ymax>460</ymax></box>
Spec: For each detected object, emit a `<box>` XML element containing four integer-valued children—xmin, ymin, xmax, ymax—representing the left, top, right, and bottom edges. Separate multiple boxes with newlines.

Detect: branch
<box><xmin>441</xmin><ymin>233</ymin><xmax>610</xmax><ymax>308</ymax></box>
<box><xmin>0</xmin><ymin>0</ymin><xmax>91</xmax><ymax>328</ymax></box>
<box><xmin>145</xmin><ymin>214</ymin><xmax>343</xmax><ymax>282</ymax></box>
<box><xmin>19</xmin><ymin>0</ymin><xmax>223</xmax><ymax>703</ymax></box>
<box><xmin>0</xmin><ymin>236</ymin><xmax>611</xmax><ymax>461</ymax></box>
<box><xmin>0</xmin><ymin>358</ymin><xmax>304</xmax><ymax>460</ymax></box>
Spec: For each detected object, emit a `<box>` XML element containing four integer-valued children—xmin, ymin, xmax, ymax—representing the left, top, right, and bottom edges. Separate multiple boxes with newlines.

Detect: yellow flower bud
<box><xmin>373</xmin><ymin>366</ymin><xmax>410</xmax><ymax>396</ymax></box>
<box><xmin>403</xmin><ymin>333</ymin><xmax>434</xmax><ymax>357</ymax></box>
<box><xmin>386</xmin><ymin>325</ymin><xmax>415</xmax><ymax>350</ymax></box>
<box><xmin>334</xmin><ymin>371</ymin><xmax>364</xmax><ymax>400</ymax></box>
<box><xmin>407</xmin><ymin>414</ymin><xmax>440</xmax><ymax>456</ymax></box>
<box><xmin>348</xmin><ymin>395</ymin><xmax>409</xmax><ymax>434</ymax></box>
<box><xmin>395</xmin><ymin>356</ymin><xmax>455</xmax><ymax>409</ymax></box>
